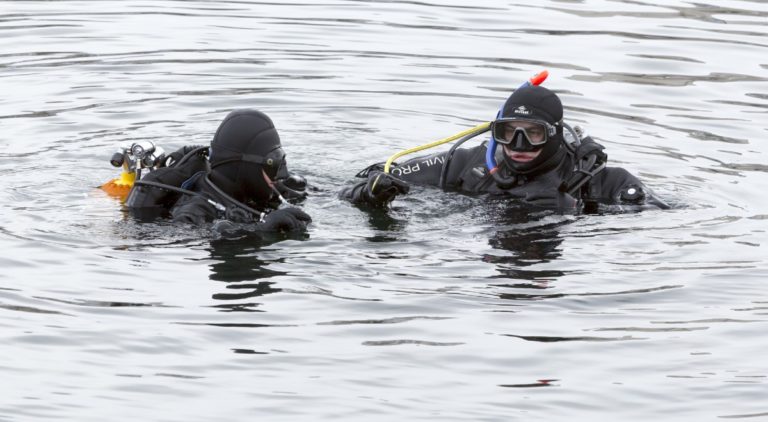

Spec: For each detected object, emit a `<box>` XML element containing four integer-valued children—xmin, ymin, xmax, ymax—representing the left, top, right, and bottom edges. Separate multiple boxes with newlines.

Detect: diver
<box><xmin>341</xmin><ymin>85</ymin><xmax>669</xmax><ymax>213</ymax></box>
<box><xmin>124</xmin><ymin>109</ymin><xmax>311</xmax><ymax>235</ymax></box>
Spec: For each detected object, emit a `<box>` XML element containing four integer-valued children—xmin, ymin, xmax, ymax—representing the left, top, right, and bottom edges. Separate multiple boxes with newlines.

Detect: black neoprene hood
<box><xmin>208</xmin><ymin>109</ymin><xmax>284</xmax><ymax>204</ymax></box>
<box><xmin>210</xmin><ymin>109</ymin><xmax>282</xmax><ymax>166</ymax></box>
<box><xmin>500</xmin><ymin>85</ymin><xmax>563</xmax><ymax>125</ymax></box>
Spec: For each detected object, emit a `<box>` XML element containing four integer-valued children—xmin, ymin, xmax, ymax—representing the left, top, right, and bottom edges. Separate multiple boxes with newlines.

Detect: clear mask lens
<box><xmin>492</xmin><ymin>119</ymin><xmax>553</xmax><ymax>146</ymax></box>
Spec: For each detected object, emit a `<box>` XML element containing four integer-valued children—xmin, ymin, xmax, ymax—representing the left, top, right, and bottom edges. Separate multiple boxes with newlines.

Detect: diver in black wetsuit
<box><xmin>125</xmin><ymin>109</ymin><xmax>311</xmax><ymax>235</ymax></box>
<box><xmin>342</xmin><ymin>85</ymin><xmax>668</xmax><ymax>213</ymax></box>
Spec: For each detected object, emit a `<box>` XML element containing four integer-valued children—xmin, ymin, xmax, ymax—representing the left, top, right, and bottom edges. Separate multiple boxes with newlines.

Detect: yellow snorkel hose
<box><xmin>370</xmin><ymin>122</ymin><xmax>490</xmax><ymax>192</ymax></box>
<box><xmin>381</xmin><ymin>122</ymin><xmax>491</xmax><ymax>174</ymax></box>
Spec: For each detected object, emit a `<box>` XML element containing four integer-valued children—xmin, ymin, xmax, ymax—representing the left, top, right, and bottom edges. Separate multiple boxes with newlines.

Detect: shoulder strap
<box><xmin>558</xmin><ymin>136</ymin><xmax>608</xmax><ymax>198</ymax></box>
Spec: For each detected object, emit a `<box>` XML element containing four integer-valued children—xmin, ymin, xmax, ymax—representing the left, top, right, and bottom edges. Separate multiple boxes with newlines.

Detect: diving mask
<box><xmin>491</xmin><ymin>118</ymin><xmax>556</xmax><ymax>149</ymax></box>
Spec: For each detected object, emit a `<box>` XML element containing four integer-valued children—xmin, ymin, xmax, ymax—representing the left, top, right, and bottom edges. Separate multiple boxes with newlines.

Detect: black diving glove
<box><xmin>258</xmin><ymin>207</ymin><xmax>312</xmax><ymax>233</ymax></box>
<box><xmin>524</xmin><ymin>189</ymin><xmax>581</xmax><ymax>212</ymax></box>
<box><xmin>364</xmin><ymin>171</ymin><xmax>409</xmax><ymax>207</ymax></box>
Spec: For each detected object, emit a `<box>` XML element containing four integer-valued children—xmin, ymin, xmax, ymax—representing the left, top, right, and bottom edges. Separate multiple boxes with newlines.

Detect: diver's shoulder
<box><xmin>596</xmin><ymin>166</ymin><xmax>640</xmax><ymax>183</ymax></box>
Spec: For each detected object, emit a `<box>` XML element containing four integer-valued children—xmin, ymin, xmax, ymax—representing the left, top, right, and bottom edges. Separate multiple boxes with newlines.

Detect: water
<box><xmin>1</xmin><ymin>1</ymin><xmax>767</xmax><ymax>420</ymax></box>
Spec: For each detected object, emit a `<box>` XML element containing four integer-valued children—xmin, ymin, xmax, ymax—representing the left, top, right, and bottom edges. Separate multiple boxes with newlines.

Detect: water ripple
<box><xmin>503</xmin><ymin>334</ymin><xmax>644</xmax><ymax>342</ymax></box>
<box><xmin>571</xmin><ymin>71</ymin><xmax>767</xmax><ymax>87</ymax></box>
<box><xmin>317</xmin><ymin>315</ymin><xmax>451</xmax><ymax>325</ymax></box>
<box><xmin>362</xmin><ymin>339</ymin><xmax>464</xmax><ymax>346</ymax></box>
<box><xmin>0</xmin><ymin>303</ymin><xmax>67</xmax><ymax>315</ymax></box>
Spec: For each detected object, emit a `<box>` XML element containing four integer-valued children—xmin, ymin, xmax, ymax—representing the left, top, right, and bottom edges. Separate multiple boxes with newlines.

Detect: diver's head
<box><xmin>491</xmin><ymin>85</ymin><xmax>564</xmax><ymax>173</ymax></box>
<box><xmin>209</xmin><ymin>109</ymin><xmax>286</xmax><ymax>206</ymax></box>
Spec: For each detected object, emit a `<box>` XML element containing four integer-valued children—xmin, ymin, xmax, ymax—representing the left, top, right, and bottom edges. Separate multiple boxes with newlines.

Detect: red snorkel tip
<box><xmin>529</xmin><ymin>70</ymin><xmax>549</xmax><ymax>86</ymax></box>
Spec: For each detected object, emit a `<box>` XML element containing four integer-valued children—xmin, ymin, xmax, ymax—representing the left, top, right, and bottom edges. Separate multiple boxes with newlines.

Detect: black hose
<box><xmin>438</xmin><ymin>127</ymin><xmax>490</xmax><ymax>190</ymax></box>
<box><xmin>133</xmin><ymin>179</ymin><xmax>203</xmax><ymax>198</ymax></box>
<box><xmin>133</xmin><ymin>177</ymin><xmax>262</xmax><ymax>220</ymax></box>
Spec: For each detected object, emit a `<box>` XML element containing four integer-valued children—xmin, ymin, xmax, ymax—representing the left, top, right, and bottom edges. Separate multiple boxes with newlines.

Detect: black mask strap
<box><xmin>209</xmin><ymin>148</ymin><xmax>286</xmax><ymax>180</ymax></box>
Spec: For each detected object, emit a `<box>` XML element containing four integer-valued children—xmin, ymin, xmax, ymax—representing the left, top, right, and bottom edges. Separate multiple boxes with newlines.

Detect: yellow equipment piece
<box><xmin>100</xmin><ymin>170</ymin><xmax>136</xmax><ymax>200</ymax></box>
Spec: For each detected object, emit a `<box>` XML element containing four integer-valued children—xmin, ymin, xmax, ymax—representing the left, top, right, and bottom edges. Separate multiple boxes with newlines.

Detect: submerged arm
<box><xmin>587</xmin><ymin>167</ymin><xmax>670</xmax><ymax>212</ymax></box>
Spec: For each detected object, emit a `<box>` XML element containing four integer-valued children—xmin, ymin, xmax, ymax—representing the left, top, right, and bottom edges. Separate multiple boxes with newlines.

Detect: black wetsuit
<box><xmin>125</xmin><ymin>154</ymin><xmax>307</xmax><ymax>224</ymax></box>
<box><xmin>124</xmin><ymin>109</ymin><xmax>310</xmax><ymax>231</ymax></box>
<box><xmin>345</xmin><ymin>84</ymin><xmax>667</xmax><ymax>212</ymax></box>
<box><xmin>342</xmin><ymin>137</ymin><xmax>668</xmax><ymax>212</ymax></box>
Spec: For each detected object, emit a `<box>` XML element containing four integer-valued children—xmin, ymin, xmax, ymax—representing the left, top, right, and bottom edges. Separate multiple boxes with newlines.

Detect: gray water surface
<box><xmin>1</xmin><ymin>1</ymin><xmax>767</xmax><ymax>420</ymax></box>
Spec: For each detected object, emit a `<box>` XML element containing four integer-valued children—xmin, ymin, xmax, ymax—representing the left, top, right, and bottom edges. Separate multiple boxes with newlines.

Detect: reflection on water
<box><xmin>489</xmin><ymin>223</ymin><xmax>563</xmax><ymax>263</ymax></box>
<box><xmin>362</xmin><ymin>207</ymin><xmax>408</xmax><ymax>241</ymax></box>
<box><xmin>475</xmin><ymin>202</ymin><xmax>568</xmax><ymax>283</ymax></box>
<box><xmin>207</xmin><ymin>236</ymin><xmax>288</xmax><ymax>283</ymax></box>
<box><xmin>1</xmin><ymin>0</ymin><xmax>768</xmax><ymax>420</ymax></box>
<box><xmin>484</xmin><ymin>205</ymin><xmax>567</xmax><ymax>265</ymax></box>
<box><xmin>206</xmin><ymin>236</ymin><xmax>286</xmax><ymax>310</ymax></box>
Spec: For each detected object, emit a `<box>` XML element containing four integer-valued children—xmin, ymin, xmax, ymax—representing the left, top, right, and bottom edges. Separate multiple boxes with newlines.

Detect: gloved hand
<box><xmin>258</xmin><ymin>207</ymin><xmax>312</xmax><ymax>233</ymax></box>
<box><xmin>524</xmin><ymin>189</ymin><xmax>580</xmax><ymax>212</ymax></box>
<box><xmin>212</xmin><ymin>220</ymin><xmax>242</xmax><ymax>238</ymax></box>
<box><xmin>365</xmin><ymin>171</ymin><xmax>409</xmax><ymax>207</ymax></box>
<box><xmin>225</xmin><ymin>206</ymin><xmax>254</xmax><ymax>224</ymax></box>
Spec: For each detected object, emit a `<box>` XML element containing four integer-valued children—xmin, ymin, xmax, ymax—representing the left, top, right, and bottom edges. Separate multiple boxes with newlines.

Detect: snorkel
<box><xmin>375</xmin><ymin>70</ymin><xmax>548</xmax><ymax>192</ymax></box>
<box><xmin>485</xmin><ymin>70</ymin><xmax>549</xmax><ymax>187</ymax></box>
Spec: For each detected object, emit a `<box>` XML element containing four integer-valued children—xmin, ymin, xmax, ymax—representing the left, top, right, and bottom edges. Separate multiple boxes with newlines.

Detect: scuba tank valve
<box><xmin>100</xmin><ymin>141</ymin><xmax>166</xmax><ymax>200</ymax></box>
